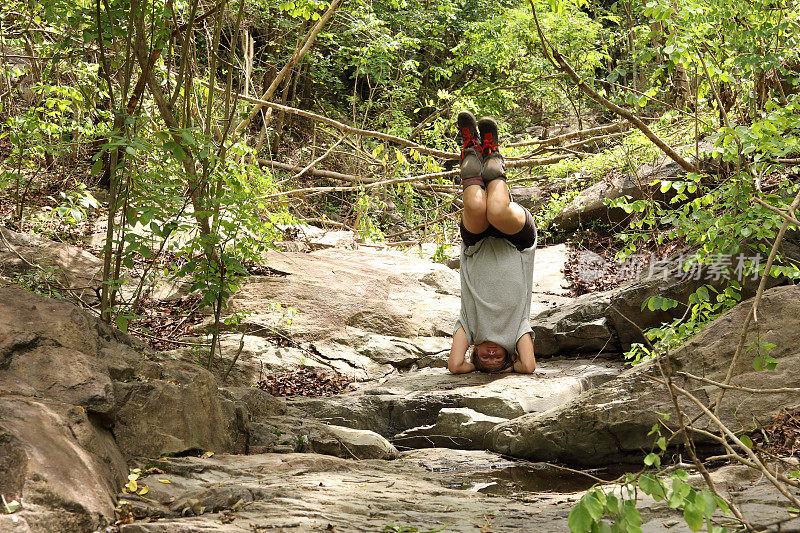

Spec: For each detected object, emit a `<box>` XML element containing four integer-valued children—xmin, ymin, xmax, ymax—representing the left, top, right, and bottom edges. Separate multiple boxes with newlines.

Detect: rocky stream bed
<box><xmin>1</xmin><ymin>224</ymin><xmax>799</xmax><ymax>532</ymax></box>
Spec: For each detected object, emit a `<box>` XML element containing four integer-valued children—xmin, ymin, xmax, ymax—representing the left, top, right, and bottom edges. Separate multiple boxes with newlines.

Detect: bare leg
<box><xmin>486</xmin><ymin>179</ymin><xmax>525</xmax><ymax>235</ymax></box>
<box><xmin>461</xmin><ymin>184</ymin><xmax>490</xmax><ymax>234</ymax></box>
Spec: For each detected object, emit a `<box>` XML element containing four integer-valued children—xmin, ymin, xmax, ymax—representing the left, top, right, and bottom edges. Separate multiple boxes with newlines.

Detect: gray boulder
<box><xmin>288</xmin><ymin>361</ymin><xmax>622</xmax><ymax>442</ymax></box>
<box><xmin>0</xmin><ymin>396</ymin><xmax>126</xmax><ymax>532</ymax></box>
<box><xmin>0</xmin><ymin>226</ymin><xmax>103</xmax><ymax>304</ymax></box>
<box><xmin>111</xmin><ymin>371</ymin><xmax>247</xmax><ymax>459</ymax></box>
<box><xmin>510</xmin><ymin>184</ymin><xmax>546</xmax><ymax>212</ymax></box>
<box><xmin>489</xmin><ymin>284</ymin><xmax>800</xmax><ymax>465</ymax></box>
<box><xmin>247</xmin><ymin>416</ymin><xmax>398</xmax><ymax>459</ymax></box>
<box><xmin>550</xmin><ymin>147</ymin><xmax>713</xmax><ymax>233</ymax></box>
<box><xmin>530</xmin><ymin>257</ymin><xmax>757</xmax><ymax>356</ymax></box>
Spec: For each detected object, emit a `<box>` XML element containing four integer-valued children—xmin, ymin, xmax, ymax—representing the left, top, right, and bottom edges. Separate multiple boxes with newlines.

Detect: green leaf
<box><xmin>568</xmin><ymin>502</ymin><xmax>593</xmax><ymax>533</ymax></box>
<box><xmin>584</xmin><ymin>492</ymin><xmax>604</xmax><ymax>521</ymax></box>
<box><xmin>2</xmin><ymin>498</ymin><xmax>21</xmax><ymax>513</ymax></box>
<box><xmin>700</xmin><ymin>490</ymin><xmax>717</xmax><ymax>516</ymax></box>
<box><xmin>644</xmin><ymin>453</ymin><xmax>661</xmax><ymax>468</ymax></box>
<box><xmin>605</xmin><ymin>494</ymin><xmax>619</xmax><ymax>515</ymax></box>
<box><xmin>591</xmin><ymin>521</ymin><xmax>612</xmax><ymax>533</ymax></box>
<box><xmin>656</xmin><ymin>436</ymin><xmax>667</xmax><ymax>451</ymax></box>
<box><xmin>164</xmin><ymin>140</ymin><xmax>186</xmax><ymax>162</ymax></box>
<box><xmin>739</xmin><ymin>434</ymin><xmax>753</xmax><ymax>449</ymax></box>
<box><xmin>638</xmin><ymin>474</ymin><xmax>664</xmax><ymax>500</ymax></box>
<box><xmin>683</xmin><ymin>500</ymin><xmax>704</xmax><ymax>531</ymax></box>
<box><xmin>116</xmin><ymin>314</ymin><xmax>129</xmax><ymax>332</ymax></box>
<box><xmin>715</xmin><ymin>496</ymin><xmax>731</xmax><ymax>516</ymax></box>
<box><xmin>621</xmin><ymin>501</ymin><xmax>642</xmax><ymax>528</ymax></box>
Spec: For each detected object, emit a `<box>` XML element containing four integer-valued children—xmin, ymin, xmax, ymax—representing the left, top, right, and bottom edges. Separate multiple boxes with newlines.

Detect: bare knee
<box><xmin>463</xmin><ymin>186</ymin><xmax>487</xmax><ymax>215</ymax></box>
<box><xmin>486</xmin><ymin>195</ymin><xmax>510</xmax><ymax>227</ymax></box>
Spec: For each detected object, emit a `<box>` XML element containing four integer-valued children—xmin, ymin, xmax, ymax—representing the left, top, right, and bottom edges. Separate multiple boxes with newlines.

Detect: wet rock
<box><xmin>311</xmin><ymin>424</ymin><xmax>399</xmax><ymax>459</ymax></box>
<box><xmin>489</xmin><ymin>284</ymin><xmax>800</xmax><ymax>465</ymax></box>
<box><xmin>113</xmin><ymin>452</ymin><xmax>575</xmax><ymax>531</ymax></box>
<box><xmin>247</xmin><ymin>416</ymin><xmax>397</xmax><ymax>459</ymax></box>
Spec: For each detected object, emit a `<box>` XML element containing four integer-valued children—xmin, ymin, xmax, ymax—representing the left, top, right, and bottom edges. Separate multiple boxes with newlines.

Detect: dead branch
<box><xmin>559</xmin><ymin>131</ymin><xmax>628</xmax><ymax>153</ymax></box>
<box><xmin>653</xmin><ymin>355</ymin><xmax>750</xmax><ymax>527</ymax></box>
<box><xmin>291</xmin><ymin>133</ymin><xmax>348</xmax><ymax>180</ymax></box>
<box><xmin>654</xmin><ymin>373</ymin><xmax>800</xmax><ymax>510</ymax></box>
<box><xmin>233</xmin><ymin>0</ymin><xmax>344</xmax><ymax>136</ymax></box>
<box><xmin>384</xmin><ymin>208</ymin><xmax>462</xmax><ymax>239</ymax></box>
<box><xmin>752</xmin><ymin>197</ymin><xmax>800</xmax><ymax>227</ymax></box>
<box><xmin>679</xmin><ymin>371</ymin><xmax>800</xmax><ymax>394</ymax></box>
<box><xmin>259</xmin><ymin>169</ymin><xmax>462</xmax><ymax>200</ymax></box>
<box><xmin>222</xmin><ymin>332</ymin><xmax>246</xmax><ymax>382</ymax></box>
<box><xmin>594</xmin><ymin>78</ymin><xmax>712</xmax><ymax>128</ymax></box>
<box><xmin>506</xmin><ymin>121</ymin><xmax>630</xmax><ymax>148</ymax></box>
<box><xmin>225</xmin><ymin>88</ymin><xmax>456</xmax><ymax>159</ymax></box>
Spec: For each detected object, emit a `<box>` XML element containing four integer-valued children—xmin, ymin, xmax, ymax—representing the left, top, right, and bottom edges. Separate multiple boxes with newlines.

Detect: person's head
<box><xmin>471</xmin><ymin>340</ymin><xmax>513</xmax><ymax>373</ymax></box>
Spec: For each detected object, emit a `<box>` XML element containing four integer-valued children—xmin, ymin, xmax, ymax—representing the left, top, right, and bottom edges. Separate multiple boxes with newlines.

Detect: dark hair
<box><xmin>470</xmin><ymin>345</ymin><xmax>515</xmax><ymax>373</ymax></box>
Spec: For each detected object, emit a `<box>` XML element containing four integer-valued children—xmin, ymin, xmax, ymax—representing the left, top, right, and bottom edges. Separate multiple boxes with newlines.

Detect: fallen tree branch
<box><xmin>653</xmin><ymin>355</ymin><xmax>750</xmax><ymax>527</ymax></box>
<box><xmin>678</xmin><ymin>371</ymin><xmax>800</xmax><ymax>393</ymax></box>
<box><xmin>384</xmin><ymin>208</ymin><xmax>462</xmax><ymax>239</ymax></box>
<box><xmin>650</xmin><ymin>373</ymin><xmax>800</xmax><ymax>510</ymax></box>
<box><xmin>223</xmin><ymin>88</ymin><xmax>455</xmax><ymax>159</ymax></box>
<box><xmin>222</xmin><ymin>332</ymin><xmax>246</xmax><ymax>382</ymax></box>
<box><xmin>506</xmin><ymin>121</ymin><xmax>630</xmax><ymax>148</ymax></box>
<box><xmin>291</xmin><ymin>133</ymin><xmax>348</xmax><ymax>180</ymax></box>
<box><xmin>259</xmin><ymin>169</ymin><xmax>461</xmax><ymax>199</ymax></box>
<box><xmin>594</xmin><ymin>78</ymin><xmax>712</xmax><ymax>128</ymax></box>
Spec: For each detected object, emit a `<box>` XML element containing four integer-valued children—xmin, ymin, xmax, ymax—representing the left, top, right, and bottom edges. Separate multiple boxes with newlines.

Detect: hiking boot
<box><xmin>457</xmin><ymin>111</ymin><xmax>483</xmax><ymax>189</ymax></box>
<box><xmin>478</xmin><ymin>116</ymin><xmax>505</xmax><ymax>183</ymax></box>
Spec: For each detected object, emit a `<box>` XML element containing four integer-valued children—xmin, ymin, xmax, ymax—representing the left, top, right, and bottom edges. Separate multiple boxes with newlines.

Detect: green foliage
<box><xmin>625</xmin><ymin>284</ymin><xmax>741</xmax><ymax>366</ymax></box>
<box><xmin>569</xmin><ymin>421</ymin><xmax>733</xmax><ymax>533</ymax></box>
<box><xmin>10</xmin><ymin>265</ymin><xmax>63</xmax><ymax>300</ymax></box>
<box><xmin>45</xmin><ymin>183</ymin><xmax>100</xmax><ymax>225</ymax></box>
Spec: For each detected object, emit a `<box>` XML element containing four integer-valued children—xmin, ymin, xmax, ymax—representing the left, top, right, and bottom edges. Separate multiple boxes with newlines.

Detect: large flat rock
<box><xmin>229</xmin><ymin>248</ymin><xmax>461</xmax><ymax>340</ymax></box>
<box><xmin>287</xmin><ymin>359</ymin><xmax>623</xmax><ymax>441</ymax></box>
<box><xmin>105</xmin><ymin>452</ymin><xmax>800</xmax><ymax>532</ymax></box>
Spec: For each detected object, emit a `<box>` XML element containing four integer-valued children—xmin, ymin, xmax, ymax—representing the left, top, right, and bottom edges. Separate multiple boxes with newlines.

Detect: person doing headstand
<box><xmin>448</xmin><ymin>111</ymin><xmax>537</xmax><ymax>374</ymax></box>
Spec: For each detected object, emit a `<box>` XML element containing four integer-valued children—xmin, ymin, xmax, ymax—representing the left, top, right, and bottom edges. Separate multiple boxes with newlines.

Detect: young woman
<box><xmin>448</xmin><ymin>112</ymin><xmax>537</xmax><ymax>374</ymax></box>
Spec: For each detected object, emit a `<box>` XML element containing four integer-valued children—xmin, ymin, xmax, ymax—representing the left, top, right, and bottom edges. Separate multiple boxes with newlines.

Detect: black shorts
<box><xmin>460</xmin><ymin>207</ymin><xmax>537</xmax><ymax>251</ymax></box>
